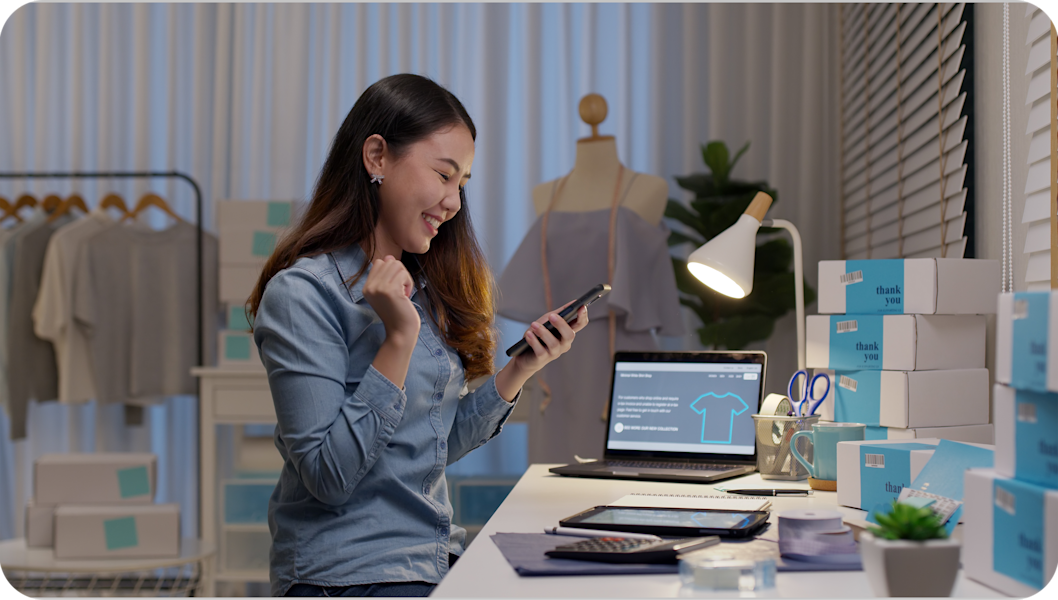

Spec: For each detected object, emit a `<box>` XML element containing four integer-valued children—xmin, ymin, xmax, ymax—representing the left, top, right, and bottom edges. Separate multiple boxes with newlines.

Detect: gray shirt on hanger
<box><xmin>73</xmin><ymin>221</ymin><xmax>219</xmax><ymax>406</ymax></box>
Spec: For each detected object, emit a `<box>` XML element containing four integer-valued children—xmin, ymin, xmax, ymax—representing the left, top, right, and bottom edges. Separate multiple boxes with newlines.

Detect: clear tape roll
<box><xmin>759</xmin><ymin>393</ymin><xmax>792</xmax><ymax>416</ymax></box>
<box><xmin>777</xmin><ymin>509</ymin><xmax>856</xmax><ymax>557</ymax></box>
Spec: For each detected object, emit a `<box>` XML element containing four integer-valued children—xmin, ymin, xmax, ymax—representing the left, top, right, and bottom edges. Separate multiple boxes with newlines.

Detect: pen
<box><xmin>544</xmin><ymin>526</ymin><xmax>662</xmax><ymax>541</ymax></box>
<box><xmin>722</xmin><ymin>489</ymin><xmax>812</xmax><ymax>496</ymax></box>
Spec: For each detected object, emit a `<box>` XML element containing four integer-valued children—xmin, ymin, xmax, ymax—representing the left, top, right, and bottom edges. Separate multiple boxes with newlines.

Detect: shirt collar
<box><xmin>330</xmin><ymin>244</ymin><xmax>427</xmax><ymax>304</ymax></box>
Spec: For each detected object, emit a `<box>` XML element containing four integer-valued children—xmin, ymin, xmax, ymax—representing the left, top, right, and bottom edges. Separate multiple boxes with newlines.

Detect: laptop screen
<box><xmin>604</xmin><ymin>352</ymin><xmax>766</xmax><ymax>460</ymax></box>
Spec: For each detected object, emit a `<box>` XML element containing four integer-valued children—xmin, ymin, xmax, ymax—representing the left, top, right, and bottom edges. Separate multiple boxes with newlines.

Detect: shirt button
<box><xmin>425</xmin><ymin>485</ymin><xmax>430</xmax><ymax>494</ymax></box>
<box><xmin>440</xmin><ymin>527</ymin><xmax>448</xmax><ymax>536</ymax></box>
<box><xmin>440</xmin><ymin>441</ymin><xmax>446</xmax><ymax>450</ymax></box>
<box><xmin>393</xmin><ymin>403</ymin><xmax>401</xmax><ymax>411</ymax></box>
<box><xmin>434</xmin><ymin>349</ymin><xmax>443</xmax><ymax>357</ymax></box>
<box><xmin>434</xmin><ymin>392</ymin><xmax>443</xmax><ymax>401</ymax></box>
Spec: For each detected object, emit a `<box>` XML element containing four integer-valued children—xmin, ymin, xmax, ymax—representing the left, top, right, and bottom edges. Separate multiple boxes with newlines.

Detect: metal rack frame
<box><xmin>0</xmin><ymin>170</ymin><xmax>206</xmax><ymax>535</ymax></box>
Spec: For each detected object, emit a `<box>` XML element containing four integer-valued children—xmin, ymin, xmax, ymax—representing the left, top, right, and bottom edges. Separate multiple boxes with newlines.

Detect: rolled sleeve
<box><xmin>446</xmin><ymin>374</ymin><xmax>519</xmax><ymax>464</ymax></box>
<box><xmin>255</xmin><ymin>267</ymin><xmax>405</xmax><ymax>506</ymax></box>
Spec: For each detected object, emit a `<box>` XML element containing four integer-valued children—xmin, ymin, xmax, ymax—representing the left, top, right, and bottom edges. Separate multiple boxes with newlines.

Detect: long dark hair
<box><xmin>247</xmin><ymin>74</ymin><xmax>496</xmax><ymax>380</ymax></box>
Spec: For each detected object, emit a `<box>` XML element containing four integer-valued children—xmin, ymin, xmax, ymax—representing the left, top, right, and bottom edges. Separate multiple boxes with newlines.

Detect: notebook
<box><xmin>550</xmin><ymin>351</ymin><xmax>766</xmax><ymax>484</ymax></box>
<box><xmin>609</xmin><ymin>492</ymin><xmax>771</xmax><ymax>512</ymax></box>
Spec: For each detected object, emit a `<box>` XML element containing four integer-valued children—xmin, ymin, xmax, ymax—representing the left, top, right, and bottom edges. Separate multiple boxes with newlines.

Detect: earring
<box><xmin>370</xmin><ymin>174</ymin><xmax>384</xmax><ymax>185</ymax></box>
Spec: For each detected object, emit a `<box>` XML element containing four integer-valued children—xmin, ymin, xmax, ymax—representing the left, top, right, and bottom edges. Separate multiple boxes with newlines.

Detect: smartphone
<box><xmin>559</xmin><ymin>506</ymin><xmax>770</xmax><ymax>538</ymax></box>
<box><xmin>505</xmin><ymin>283</ymin><xmax>611</xmax><ymax>358</ymax></box>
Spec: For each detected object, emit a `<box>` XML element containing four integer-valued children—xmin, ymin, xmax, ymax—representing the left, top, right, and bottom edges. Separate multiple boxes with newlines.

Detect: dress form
<box><xmin>531</xmin><ymin>94</ymin><xmax>668</xmax><ymax>225</ymax></box>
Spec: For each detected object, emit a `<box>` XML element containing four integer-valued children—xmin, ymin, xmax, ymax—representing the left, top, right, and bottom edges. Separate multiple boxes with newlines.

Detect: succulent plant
<box><xmin>868</xmin><ymin>500</ymin><xmax>949</xmax><ymax>541</ymax></box>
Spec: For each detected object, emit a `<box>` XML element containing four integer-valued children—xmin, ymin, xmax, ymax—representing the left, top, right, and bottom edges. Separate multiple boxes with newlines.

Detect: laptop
<box><xmin>550</xmin><ymin>351</ymin><xmax>766</xmax><ymax>484</ymax></box>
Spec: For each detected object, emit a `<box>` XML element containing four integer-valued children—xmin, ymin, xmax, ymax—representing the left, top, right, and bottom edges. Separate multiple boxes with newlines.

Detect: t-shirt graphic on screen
<box><xmin>690</xmin><ymin>392</ymin><xmax>750</xmax><ymax>444</ymax></box>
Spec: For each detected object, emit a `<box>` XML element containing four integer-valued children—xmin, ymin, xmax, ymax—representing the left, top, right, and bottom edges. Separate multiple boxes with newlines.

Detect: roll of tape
<box><xmin>777</xmin><ymin>509</ymin><xmax>857</xmax><ymax>557</ymax></box>
<box><xmin>759</xmin><ymin>393</ymin><xmax>793</xmax><ymax>416</ymax></box>
<box><xmin>777</xmin><ymin>509</ymin><xmax>844</xmax><ymax>540</ymax></box>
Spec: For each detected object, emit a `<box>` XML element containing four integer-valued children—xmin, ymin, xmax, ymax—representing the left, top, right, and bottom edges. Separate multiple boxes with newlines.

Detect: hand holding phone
<box><xmin>505</xmin><ymin>283</ymin><xmax>611</xmax><ymax>358</ymax></box>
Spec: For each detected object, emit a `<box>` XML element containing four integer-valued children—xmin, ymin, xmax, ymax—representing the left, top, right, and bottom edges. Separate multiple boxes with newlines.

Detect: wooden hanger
<box><xmin>99</xmin><ymin>193</ymin><xmax>132</xmax><ymax>218</ymax></box>
<box><xmin>47</xmin><ymin>193</ymin><xmax>90</xmax><ymax>223</ymax></box>
<box><xmin>14</xmin><ymin>194</ymin><xmax>37</xmax><ymax>211</ymax></box>
<box><xmin>41</xmin><ymin>194</ymin><xmax>64</xmax><ymax>214</ymax></box>
<box><xmin>0</xmin><ymin>196</ymin><xmax>15</xmax><ymax>224</ymax></box>
<box><xmin>126</xmin><ymin>193</ymin><xmax>184</xmax><ymax>223</ymax></box>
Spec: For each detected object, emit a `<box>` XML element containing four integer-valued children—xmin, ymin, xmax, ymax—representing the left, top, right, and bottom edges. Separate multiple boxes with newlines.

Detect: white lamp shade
<box><xmin>687</xmin><ymin>213</ymin><xmax>761</xmax><ymax>298</ymax></box>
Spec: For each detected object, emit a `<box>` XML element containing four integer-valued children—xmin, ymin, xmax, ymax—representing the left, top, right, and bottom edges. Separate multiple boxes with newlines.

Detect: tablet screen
<box><xmin>575</xmin><ymin>507</ymin><xmax>759</xmax><ymax>530</ymax></box>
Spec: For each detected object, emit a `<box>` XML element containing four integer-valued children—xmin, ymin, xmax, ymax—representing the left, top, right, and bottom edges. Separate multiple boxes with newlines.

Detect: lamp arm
<box><xmin>761</xmin><ymin>218</ymin><xmax>805</xmax><ymax>370</ymax></box>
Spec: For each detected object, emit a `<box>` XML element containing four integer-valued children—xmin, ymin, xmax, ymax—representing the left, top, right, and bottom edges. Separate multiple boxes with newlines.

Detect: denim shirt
<box><xmin>253</xmin><ymin>244</ymin><xmax>517</xmax><ymax>596</ymax></box>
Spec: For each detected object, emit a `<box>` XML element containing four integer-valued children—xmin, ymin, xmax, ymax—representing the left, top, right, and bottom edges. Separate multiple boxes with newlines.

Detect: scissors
<box><xmin>787</xmin><ymin>370</ymin><xmax>831</xmax><ymax>417</ymax></box>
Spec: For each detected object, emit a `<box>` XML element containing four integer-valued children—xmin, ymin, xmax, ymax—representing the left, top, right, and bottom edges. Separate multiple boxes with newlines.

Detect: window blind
<box><xmin>1020</xmin><ymin>4</ymin><xmax>1054</xmax><ymax>290</ymax></box>
<box><xmin>839</xmin><ymin>3</ymin><xmax>973</xmax><ymax>259</ymax></box>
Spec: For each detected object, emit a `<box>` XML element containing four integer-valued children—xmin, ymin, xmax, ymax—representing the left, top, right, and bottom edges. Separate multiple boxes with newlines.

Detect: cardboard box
<box><xmin>814</xmin><ymin>368</ymin><xmax>988</xmax><ymax>428</ymax></box>
<box><xmin>219</xmin><ymin>229</ymin><xmax>282</xmax><ymax>266</ymax></box>
<box><xmin>216</xmin><ymin>200</ymin><xmax>301</xmax><ymax>232</ymax></box>
<box><xmin>964</xmin><ymin>469</ymin><xmax>1058</xmax><ymax>595</ymax></box>
<box><xmin>818</xmin><ymin>259</ymin><xmax>999</xmax><ymax>315</ymax></box>
<box><xmin>836</xmin><ymin>438</ymin><xmax>940</xmax><ymax>511</ymax></box>
<box><xmin>35</xmin><ymin>454</ymin><xmax>156</xmax><ymax>505</ymax></box>
<box><xmin>25</xmin><ymin>501</ymin><xmax>55</xmax><ymax>548</ymax></box>
<box><xmin>996</xmin><ymin>292</ymin><xmax>1058</xmax><ymax>392</ymax></box>
<box><xmin>863</xmin><ymin>423</ymin><xmax>994</xmax><ymax>444</ymax></box>
<box><xmin>995</xmin><ymin>384</ymin><xmax>1058</xmax><ymax>489</ymax></box>
<box><xmin>220</xmin><ymin>265</ymin><xmax>263</xmax><ymax>304</ymax></box>
<box><xmin>54</xmin><ymin>504</ymin><xmax>180</xmax><ymax>559</ymax></box>
<box><xmin>218</xmin><ymin>331</ymin><xmax>262</xmax><ymax>369</ymax></box>
<box><xmin>806</xmin><ymin>314</ymin><xmax>985</xmax><ymax>371</ymax></box>
<box><xmin>226</xmin><ymin>303</ymin><xmax>253</xmax><ymax>332</ymax></box>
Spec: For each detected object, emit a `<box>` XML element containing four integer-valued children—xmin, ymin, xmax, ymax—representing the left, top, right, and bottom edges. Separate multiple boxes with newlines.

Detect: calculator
<box><xmin>544</xmin><ymin>536</ymin><xmax>720</xmax><ymax>563</ymax></box>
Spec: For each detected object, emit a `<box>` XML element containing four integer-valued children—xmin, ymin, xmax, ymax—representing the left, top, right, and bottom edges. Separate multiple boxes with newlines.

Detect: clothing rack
<box><xmin>0</xmin><ymin>170</ymin><xmax>206</xmax><ymax>532</ymax></box>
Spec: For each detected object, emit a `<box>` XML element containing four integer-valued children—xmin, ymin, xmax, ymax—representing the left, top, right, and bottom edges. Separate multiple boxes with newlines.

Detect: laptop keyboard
<box><xmin>604</xmin><ymin>460</ymin><xmax>747</xmax><ymax>471</ymax></box>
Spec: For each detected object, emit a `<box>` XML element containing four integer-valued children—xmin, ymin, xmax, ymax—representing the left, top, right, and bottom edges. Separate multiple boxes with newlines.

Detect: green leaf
<box><xmin>664</xmin><ymin>200</ymin><xmax>710</xmax><ymax>241</ymax></box>
<box><xmin>729</xmin><ymin>141</ymin><xmax>751</xmax><ymax>174</ymax></box>
<box><xmin>702</xmin><ymin>141</ymin><xmax>731</xmax><ymax>185</ymax></box>
<box><xmin>667</xmin><ymin>230</ymin><xmax>705</xmax><ymax>247</ymax></box>
<box><xmin>673</xmin><ymin>174</ymin><xmax>718</xmax><ymax>197</ymax></box>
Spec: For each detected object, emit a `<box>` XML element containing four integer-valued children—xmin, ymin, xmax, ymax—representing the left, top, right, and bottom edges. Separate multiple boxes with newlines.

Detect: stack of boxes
<box><xmin>962</xmin><ymin>292</ymin><xmax>1058</xmax><ymax>594</ymax></box>
<box><xmin>26</xmin><ymin>453</ymin><xmax>180</xmax><ymax>558</ymax></box>
<box><xmin>216</xmin><ymin>200</ymin><xmax>301</xmax><ymax>368</ymax></box>
<box><xmin>807</xmin><ymin>258</ymin><xmax>997</xmax><ymax>443</ymax></box>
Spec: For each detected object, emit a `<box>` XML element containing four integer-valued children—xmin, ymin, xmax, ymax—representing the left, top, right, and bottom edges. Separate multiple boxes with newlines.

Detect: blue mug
<box><xmin>789</xmin><ymin>422</ymin><xmax>865</xmax><ymax>481</ymax></box>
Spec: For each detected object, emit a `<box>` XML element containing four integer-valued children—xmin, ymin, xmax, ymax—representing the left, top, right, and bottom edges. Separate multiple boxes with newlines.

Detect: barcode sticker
<box><xmin>838</xmin><ymin>375</ymin><xmax>858</xmax><ymax>392</ymax></box>
<box><xmin>840</xmin><ymin>270</ymin><xmax>864</xmax><ymax>285</ymax></box>
<box><xmin>1017</xmin><ymin>402</ymin><xmax>1038</xmax><ymax>424</ymax></box>
<box><xmin>996</xmin><ymin>487</ymin><xmax>1017</xmax><ymax>515</ymax></box>
<box><xmin>864</xmin><ymin>454</ymin><xmax>885</xmax><ymax>468</ymax></box>
<box><xmin>1013</xmin><ymin>299</ymin><xmax>1029</xmax><ymax>320</ymax></box>
<box><xmin>836</xmin><ymin>320</ymin><xmax>858</xmax><ymax>333</ymax></box>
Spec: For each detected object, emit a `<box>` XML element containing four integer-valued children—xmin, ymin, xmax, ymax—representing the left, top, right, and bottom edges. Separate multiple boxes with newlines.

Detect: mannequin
<box><xmin>531</xmin><ymin>94</ymin><xmax>668</xmax><ymax>225</ymax></box>
<box><xmin>498</xmin><ymin>94</ymin><xmax>685</xmax><ymax>464</ymax></box>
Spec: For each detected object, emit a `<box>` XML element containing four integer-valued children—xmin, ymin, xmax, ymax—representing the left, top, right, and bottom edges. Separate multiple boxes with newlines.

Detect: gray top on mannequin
<box><xmin>531</xmin><ymin>94</ymin><xmax>668</xmax><ymax>225</ymax></box>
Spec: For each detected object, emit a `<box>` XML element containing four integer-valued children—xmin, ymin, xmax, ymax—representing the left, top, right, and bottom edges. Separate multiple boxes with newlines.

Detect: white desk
<box><xmin>433</xmin><ymin>465</ymin><xmax>1004</xmax><ymax>598</ymax></box>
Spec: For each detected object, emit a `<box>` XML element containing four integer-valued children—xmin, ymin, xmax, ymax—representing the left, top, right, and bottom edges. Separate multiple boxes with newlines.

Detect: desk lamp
<box><xmin>686</xmin><ymin>191</ymin><xmax>806</xmax><ymax>369</ymax></box>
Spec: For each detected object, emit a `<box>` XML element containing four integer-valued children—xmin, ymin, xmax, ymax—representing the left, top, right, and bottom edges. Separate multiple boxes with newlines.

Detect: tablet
<box><xmin>559</xmin><ymin>506</ymin><xmax>769</xmax><ymax>538</ymax></box>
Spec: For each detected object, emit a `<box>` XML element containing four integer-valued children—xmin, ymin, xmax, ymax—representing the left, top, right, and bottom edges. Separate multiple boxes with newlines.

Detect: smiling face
<box><xmin>363</xmin><ymin>125</ymin><xmax>475</xmax><ymax>258</ymax></box>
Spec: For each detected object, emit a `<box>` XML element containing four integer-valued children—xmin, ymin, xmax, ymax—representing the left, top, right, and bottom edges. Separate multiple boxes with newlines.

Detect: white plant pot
<box><xmin>860</xmin><ymin>531</ymin><xmax>961</xmax><ymax>597</ymax></box>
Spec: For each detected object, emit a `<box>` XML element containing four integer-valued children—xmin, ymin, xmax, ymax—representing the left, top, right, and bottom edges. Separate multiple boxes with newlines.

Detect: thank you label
<box><xmin>829</xmin><ymin>315</ymin><xmax>884</xmax><ymax>369</ymax></box>
<box><xmin>861</xmin><ymin>443</ymin><xmax>937</xmax><ymax>520</ymax></box>
<box><xmin>1011</xmin><ymin>292</ymin><xmax>1049</xmax><ymax>391</ymax></box>
<box><xmin>833</xmin><ymin>371</ymin><xmax>882</xmax><ymax>425</ymax></box>
<box><xmin>994</xmin><ymin>478</ymin><xmax>1047</xmax><ymax>589</ymax></box>
<box><xmin>1014</xmin><ymin>389</ymin><xmax>1058</xmax><ymax>489</ymax></box>
<box><xmin>845</xmin><ymin>260</ymin><xmax>905</xmax><ymax>314</ymax></box>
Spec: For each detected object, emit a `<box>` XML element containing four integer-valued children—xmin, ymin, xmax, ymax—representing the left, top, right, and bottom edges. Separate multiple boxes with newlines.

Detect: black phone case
<box><xmin>504</xmin><ymin>283</ymin><xmax>611</xmax><ymax>357</ymax></box>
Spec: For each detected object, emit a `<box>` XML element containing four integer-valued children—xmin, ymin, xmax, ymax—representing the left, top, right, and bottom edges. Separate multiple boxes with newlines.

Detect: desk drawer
<box><xmin>215</xmin><ymin>387</ymin><xmax>275</xmax><ymax>420</ymax></box>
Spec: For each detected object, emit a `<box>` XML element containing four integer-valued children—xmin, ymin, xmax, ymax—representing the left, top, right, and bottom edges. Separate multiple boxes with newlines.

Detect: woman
<box><xmin>247</xmin><ymin>73</ymin><xmax>587</xmax><ymax>597</ymax></box>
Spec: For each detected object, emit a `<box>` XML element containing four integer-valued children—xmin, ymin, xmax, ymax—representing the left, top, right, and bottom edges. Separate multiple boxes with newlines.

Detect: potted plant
<box><xmin>860</xmin><ymin>501</ymin><xmax>961</xmax><ymax>597</ymax></box>
<box><xmin>665</xmin><ymin>140</ymin><xmax>815</xmax><ymax>350</ymax></box>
